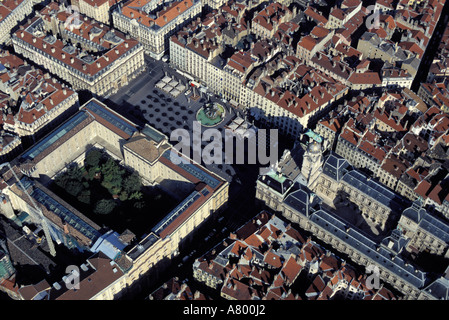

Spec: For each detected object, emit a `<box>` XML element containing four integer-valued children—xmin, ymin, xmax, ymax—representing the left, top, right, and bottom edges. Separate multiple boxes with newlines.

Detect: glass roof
<box><xmin>151</xmin><ymin>190</ymin><xmax>202</xmax><ymax>235</ymax></box>
<box><xmin>162</xmin><ymin>150</ymin><xmax>220</xmax><ymax>188</ymax></box>
<box><xmin>31</xmin><ymin>186</ymin><xmax>101</xmax><ymax>243</ymax></box>
<box><xmin>83</xmin><ymin>100</ymin><xmax>137</xmax><ymax>138</ymax></box>
<box><xmin>21</xmin><ymin>111</ymin><xmax>89</xmax><ymax>161</ymax></box>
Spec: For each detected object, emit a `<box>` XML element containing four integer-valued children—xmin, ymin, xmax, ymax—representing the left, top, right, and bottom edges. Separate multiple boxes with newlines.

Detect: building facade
<box><xmin>112</xmin><ymin>0</ymin><xmax>201</xmax><ymax>60</ymax></box>
<box><xmin>12</xmin><ymin>4</ymin><xmax>145</xmax><ymax>96</ymax></box>
<box><xmin>0</xmin><ymin>0</ymin><xmax>38</xmax><ymax>44</ymax></box>
<box><xmin>0</xmin><ymin>97</ymin><xmax>229</xmax><ymax>298</ymax></box>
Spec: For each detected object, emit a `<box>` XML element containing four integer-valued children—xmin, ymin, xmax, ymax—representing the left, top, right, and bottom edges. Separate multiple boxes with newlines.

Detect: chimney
<box><xmin>70</xmin><ymin>57</ymin><xmax>74</xmax><ymax>64</ymax></box>
<box><xmin>51</xmin><ymin>47</ymin><xmax>55</xmax><ymax>53</ymax></box>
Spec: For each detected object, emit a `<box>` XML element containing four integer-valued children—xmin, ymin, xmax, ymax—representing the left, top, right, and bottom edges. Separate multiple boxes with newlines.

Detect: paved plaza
<box><xmin>107</xmin><ymin>56</ymin><xmax>244</xmax><ymax>183</ymax></box>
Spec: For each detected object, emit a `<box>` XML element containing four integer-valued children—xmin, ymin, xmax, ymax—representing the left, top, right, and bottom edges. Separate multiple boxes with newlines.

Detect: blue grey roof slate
<box><xmin>422</xmin><ymin>277</ymin><xmax>449</xmax><ymax>300</ymax></box>
<box><xmin>309</xmin><ymin>209</ymin><xmax>427</xmax><ymax>289</ymax></box>
<box><xmin>402</xmin><ymin>200</ymin><xmax>449</xmax><ymax>242</ymax></box>
<box><xmin>322</xmin><ymin>152</ymin><xmax>351</xmax><ymax>182</ymax></box>
<box><xmin>341</xmin><ymin>170</ymin><xmax>406</xmax><ymax>213</ymax></box>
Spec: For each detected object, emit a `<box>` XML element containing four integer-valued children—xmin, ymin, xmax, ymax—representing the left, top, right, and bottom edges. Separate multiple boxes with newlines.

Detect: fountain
<box><xmin>196</xmin><ymin>102</ymin><xmax>226</xmax><ymax>127</ymax></box>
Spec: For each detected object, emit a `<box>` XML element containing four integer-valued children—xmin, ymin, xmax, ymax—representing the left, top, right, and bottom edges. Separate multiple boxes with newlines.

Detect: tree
<box><xmin>77</xmin><ymin>189</ymin><xmax>91</xmax><ymax>204</ymax></box>
<box><xmin>55</xmin><ymin>166</ymin><xmax>83</xmax><ymax>196</ymax></box>
<box><xmin>119</xmin><ymin>191</ymin><xmax>128</xmax><ymax>202</ymax></box>
<box><xmin>123</xmin><ymin>171</ymin><xmax>142</xmax><ymax>194</ymax></box>
<box><xmin>86</xmin><ymin>166</ymin><xmax>100</xmax><ymax>180</ymax></box>
<box><xmin>85</xmin><ymin>149</ymin><xmax>103</xmax><ymax>168</ymax></box>
<box><xmin>66</xmin><ymin>180</ymin><xmax>84</xmax><ymax>197</ymax></box>
<box><xmin>100</xmin><ymin>158</ymin><xmax>125</xmax><ymax>194</ymax></box>
<box><xmin>129</xmin><ymin>191</ymin><xmax>143</xmax><ymax>201</ymax></box>
<box><xmin>94</xmin><ymin>199</ymin><xmax>117</xmax><ymax>215</ymax></box>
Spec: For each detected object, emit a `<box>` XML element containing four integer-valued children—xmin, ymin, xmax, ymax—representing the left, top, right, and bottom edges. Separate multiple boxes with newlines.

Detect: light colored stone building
<box><xmin>398</xmin><ymin>199</ymin><xmax>449</xmax><ymax>257</ymax></box>
<box><xmin>0</xmin><ymin>98</ymin><xmax>229</xmax><ymax>299</ymax></box>
<box><xmin>12</xmin><ymin>4</ymin><xmax>145</xmax><ymax>97</ymax></box>
<box><xmin>112</xmin><ymin>0</ymin><xmax>201</xmax><ymax>60</ymax></box>
<box><xmin>0</xmin><ymin>0</ymin><xmax>38</xmax><ymax>44</ymax></box>
<box><xmin>256</xmin><ymin>173</ymin><xmax>428</xmax><ymax>299</ymax></box>
<box><xmin>78</xmin><ymin>0</ymin><xmax>117</xmax><ymax>25</ymax></box>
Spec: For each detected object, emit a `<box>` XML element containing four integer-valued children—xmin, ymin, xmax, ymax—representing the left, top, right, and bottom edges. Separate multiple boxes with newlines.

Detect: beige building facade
<box><xmin>1</xmin><ymin>98</ymin><xmax>229</xmax><ymax>299</ymax></box>
<box><xmin>12</xmin><ymin>5</ymin><xmax>145</xmax><ymax>97</ymax></box>
<box><xmin>112</xmin><ymin>0</ymin><xmax>202</xmax><ymax>60</ymax></box>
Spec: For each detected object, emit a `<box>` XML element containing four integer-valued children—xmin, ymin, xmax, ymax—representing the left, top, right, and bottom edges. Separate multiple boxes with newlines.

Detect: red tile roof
<box><xmin>304</xmin><ymin>6</ymin><xmax>328</xmax><ymax>25</ymax></box>
<box><xmin>263</xmin><ymin>250</ymin><xmax>283</xmax><ymax>269</ymax></box>
<box><xmin>280</xmin><ymin>255</ymin><xmax>302</xmax><ymax>284</ymax></box>
<box><xmin>15</xmin><ymin>15</ymin><xmax>139</xmax><ymax>78</ymax></box>
<box><xmin>297</xmin><ymin>35</ymin><xmax>317</xmax><ymax>52</ymax></box>
<box><xmin>122</xmin><ymin>0</ymin><xmax>195</xmax><ymax>28</ymax></box>
<box><xmin>348</xmin><ymin>72</ymin><xmax>381</xmax><ymax>85</ymax></box>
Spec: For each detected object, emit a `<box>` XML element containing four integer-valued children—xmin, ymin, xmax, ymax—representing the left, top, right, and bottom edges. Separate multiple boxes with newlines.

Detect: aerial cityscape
<box><xmin>0</xmin><ymin>0</ymin><xmax>448</xmax><ymax>306</ymax></box>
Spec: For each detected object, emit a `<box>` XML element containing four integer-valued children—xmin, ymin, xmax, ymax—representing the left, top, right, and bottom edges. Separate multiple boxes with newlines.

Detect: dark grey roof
<box><xmin>360</xmin><ymin>32</ymin><xmax>381</xmax><ymax>46</ymax></box>
<box><xmin>402</xmin><ymin>200</ymin><xmax>449</xmax><ymax>242</ymax></box>
<box><xmin>322</xmin><ymin>152</ymin><xmax>351</xmax><ymax>182</ymax></box>
<box><xmin>283</xmin><ymin>187</ymin><xmax>321</xmax><ymax>217</ymax></box>
<box><xmin>309</xmin><ymin>209</ymin><xmax>427</xmax><ymax>289</ymax></box>
<box><xmin>341</xmin><ymin>170</ymin><xmax>406</xmax><ymax>213</ymax></box>
<box><xmin>380</xmin><ymin>229</ymin><xmax>409</xmax><ymax>255</ymax></box>
<box><xmin>127</xmin><ymin>233</ymin><xmax>158</xmax><ymax>260</ymax></box>
<box><xmin>278</xmin><ymin>143</ymin><xmax>306</xmax><ymax>182</ymax></box>
<box><xmin>258</xmin><ymin>173</ymin><xmax>294</xmax><ymax>196</ymax></box>
<box><xmin>223</xmin><ymin>26</ymin><xmax>238</xmax><ymax>39</ymax></box>
<box><xmin>399</xmin><ymin>172</ymin><xmax>418</xmax><ymax>188</ymax></box>
<box><xmin>402</xmin><ymin>56</ymin><xmax>420</xmax><ymax>70</ymax></box>
<box><xmin>422</xmin><ymin>277</ymin><xmax>449</xmax><ymax>300</ymax></box>
<box><xmin>419</xmin><ymin>213</ymin><xmax>449</xmax><ymax>243</ymax></box>
<box><xmin>0</xmin><ymin>217</ymin><xmax>56</xmax><ymax>277</ymax></box>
